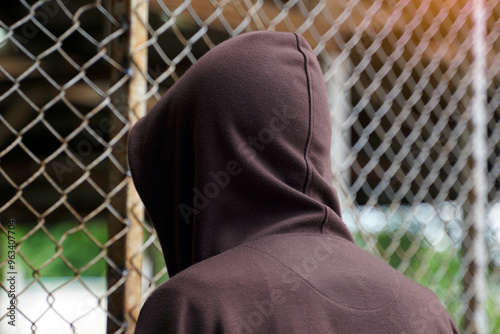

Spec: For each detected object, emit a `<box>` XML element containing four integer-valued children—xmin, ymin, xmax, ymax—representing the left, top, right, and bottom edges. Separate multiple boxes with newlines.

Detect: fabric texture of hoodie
<box><xmin>128</xmin><ymin>31</ymin><xmax>459</xmax><ymax>334</ymax></box>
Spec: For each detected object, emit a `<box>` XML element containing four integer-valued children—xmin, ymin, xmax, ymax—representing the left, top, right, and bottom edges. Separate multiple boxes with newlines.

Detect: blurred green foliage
<box><xmin>0</xmin><ymin>220</ymin><xmax>108</xmax><ymax>279</ymax></box>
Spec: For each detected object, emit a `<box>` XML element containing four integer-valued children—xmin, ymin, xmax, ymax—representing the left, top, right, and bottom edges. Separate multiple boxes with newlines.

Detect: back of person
<box><xmin>135</xmin><ymin>233</ymin><xmax>458</xmax><ymax>333</ymax></box>
<box><xmin>128</xmin><ymin>31</ymin><xmax>459</xmax><ymax>333</ymax></box>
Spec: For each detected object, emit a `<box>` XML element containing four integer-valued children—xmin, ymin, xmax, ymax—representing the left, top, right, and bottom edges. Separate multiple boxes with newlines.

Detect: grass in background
<box><xmin>0</xmin><ymin>220</ymin><xmax>108</xmax><ymax>280</ymax></box>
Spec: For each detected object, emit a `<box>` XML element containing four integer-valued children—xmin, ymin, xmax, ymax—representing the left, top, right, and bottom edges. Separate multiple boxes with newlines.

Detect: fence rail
<box><xmin>0</xmin><ymin>0</ymin><xmax>499</xmax><ymax>333</ymax></box>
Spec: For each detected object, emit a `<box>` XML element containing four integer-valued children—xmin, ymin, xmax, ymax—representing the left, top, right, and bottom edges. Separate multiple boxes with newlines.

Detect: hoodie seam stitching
<box><xmin>293</xmin><ymin>33</ymin><xmax>313</xmax><ymax>196</ymax></box>
<box><xmin>320</xmin><ymin>205</ymin><xmax>328</xmax><ymax>234</ymax></box>
<box><xmin>241</xmin><ymin>244</ymin><xmax>402</xmax><ymax>312</ymax></box>
<box><xmin>243</xmin><ymin>232</ymin><xmax>355</xmax><ymax>247</ymax></box>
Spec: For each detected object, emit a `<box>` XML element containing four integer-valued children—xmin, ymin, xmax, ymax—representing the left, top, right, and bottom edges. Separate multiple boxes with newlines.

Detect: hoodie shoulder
<box><xmin>135</xmin><ymin>237</ymin><xmax>459</xmax><ymax>334</ymax></box>
<box><xmin>134</xmin><ymin>265</ymin><xmax>227</xmax><ymax>334</ymax></box>
<box><xmin>134</xmin><ymin>245</ymin><xmax>274</xmax><ymax>334</ymax></box>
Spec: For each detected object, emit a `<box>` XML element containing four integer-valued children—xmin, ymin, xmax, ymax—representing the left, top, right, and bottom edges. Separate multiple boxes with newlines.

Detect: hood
<box><xmin>128</xmin><ymin>31</ymin><xmax>354</xmax><ymax>277</ymax></box>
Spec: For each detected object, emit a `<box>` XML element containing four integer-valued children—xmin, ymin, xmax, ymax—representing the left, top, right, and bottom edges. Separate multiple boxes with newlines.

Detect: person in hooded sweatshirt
<box><xmin>128</xmin><ymin>31</ymin><xmax>459</xmax><ymax>334</ymax></box>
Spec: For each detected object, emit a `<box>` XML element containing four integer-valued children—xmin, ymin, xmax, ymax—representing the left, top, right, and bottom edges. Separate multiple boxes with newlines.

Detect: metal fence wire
<box><xmin>0</xmin><ymin>0</ymin><xmax>499</xmax><ymax>333</ymax></box>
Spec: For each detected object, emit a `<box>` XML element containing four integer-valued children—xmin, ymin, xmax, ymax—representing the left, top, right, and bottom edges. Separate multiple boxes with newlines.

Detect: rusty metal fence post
<box><xmin>106</xmin><ymin>0</ymin><xmax>148</xmax><ymax>333</ymax></box>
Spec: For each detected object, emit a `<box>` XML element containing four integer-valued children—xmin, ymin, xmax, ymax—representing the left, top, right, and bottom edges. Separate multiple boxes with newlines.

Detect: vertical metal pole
<box><xmin>324</xmin><ymin>56</ymin><xmax>368</xmax><ymax>249</ymax></box>
<box><xmin>326</xmin><ymin>55</ymin><xmax>352</xmax><ymax>189</ymax></box>
<box><xmin>107</xmin><ymin>0</ymin><xmax>148</xmax><ymax>333</ymax></box>
<box><xmin>126</xmin><ymin>0</ymin><xmax>148</xmax><ymax>331</ymax></box>
<box><xmin>463</xmin><ymin>0</ymin><xmax>488</xmax><ymax>333</ymax></box>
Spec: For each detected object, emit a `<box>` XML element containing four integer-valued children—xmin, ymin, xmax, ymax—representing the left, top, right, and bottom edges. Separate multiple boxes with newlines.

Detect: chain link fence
<box><xmin>0</xmin><ymin>0</ymin><xmax>498</xmax><ymax>333</ymax></box>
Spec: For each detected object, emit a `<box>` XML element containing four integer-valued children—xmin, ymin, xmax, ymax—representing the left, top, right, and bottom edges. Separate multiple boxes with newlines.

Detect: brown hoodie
<box><xmin>129</xmin><ymin>31</ymin><xmax>459</xmax><ymax>334</ymax></box>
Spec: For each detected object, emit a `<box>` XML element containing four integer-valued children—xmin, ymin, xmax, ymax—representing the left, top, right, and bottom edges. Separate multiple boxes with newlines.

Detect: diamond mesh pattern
<box><xmin>0</xmin><ymin>0</ymin><xmax>499</xmax><ymax>333</ymax></box>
